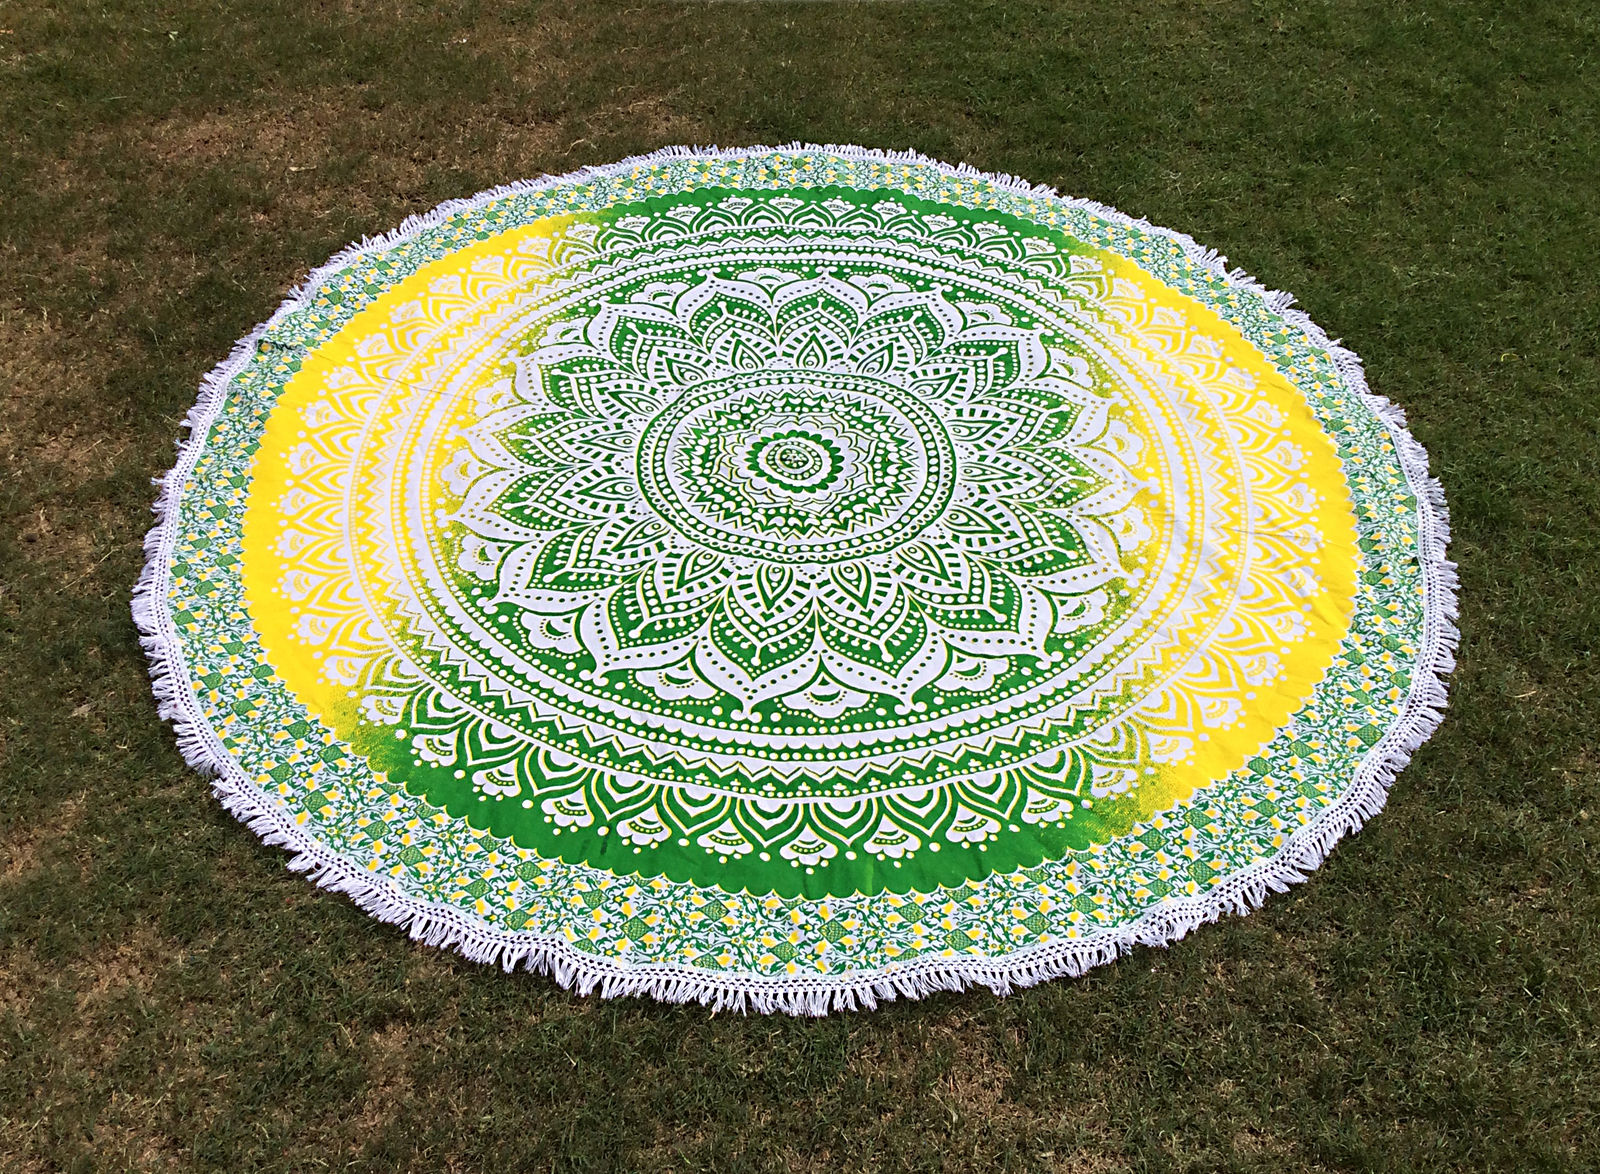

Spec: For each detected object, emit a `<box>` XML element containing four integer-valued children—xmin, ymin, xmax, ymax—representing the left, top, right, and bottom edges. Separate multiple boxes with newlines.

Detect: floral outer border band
<box><xmin>133</xmin><ymin>145</ymin><xmax>1457</xmax><ymax>1014</ymax></box>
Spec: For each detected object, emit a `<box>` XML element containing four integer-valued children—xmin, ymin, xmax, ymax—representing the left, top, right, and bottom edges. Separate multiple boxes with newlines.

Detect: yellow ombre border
<box><xmin>241</xmin><ymin>218</ymin><xmax>578</xmax><ymax>743</ymax></box>
<box><xmin>1094</xmin><ymin>253</ymin><xmax>1359</xmax><ymax>828</ymax></box>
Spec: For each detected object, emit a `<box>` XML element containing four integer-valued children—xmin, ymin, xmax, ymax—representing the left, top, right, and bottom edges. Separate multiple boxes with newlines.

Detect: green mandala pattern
<box><xmin>135</xmin><ymin>147</ymin><xmax>1454</xmax><ymax>1011</ymax></box>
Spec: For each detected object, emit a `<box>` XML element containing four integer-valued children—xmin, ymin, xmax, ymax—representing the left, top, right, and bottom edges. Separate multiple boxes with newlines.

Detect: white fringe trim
<box><xmin>133</xmin><ymin>143</ymin><xmax>1458</xmax><ymax>1016</ymax></box>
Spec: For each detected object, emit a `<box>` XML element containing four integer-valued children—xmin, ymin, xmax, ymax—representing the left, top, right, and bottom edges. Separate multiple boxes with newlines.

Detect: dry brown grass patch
<box><xmin>2</xmin><ymin>794</ymin><xmax>84</xmax><ymax>883</ymax></box>
<box><xmin>357</xmin><ymin>1021</ymin><xmax>417</xmax><ymax>1128</ymax></box>
<box><xmin>0</xmin><ymin>308</ymin><xmax>130</xmax><ymax>488</ymax></box>
<box><xmin>75</xmin><ymin>925</ymin><xmax>168</xmax><ymax>1009</ymax></box>
<box><xmin>124</xmin><ymin>82</ymin><xmax>710</xmax><ymax>234</ymax></box>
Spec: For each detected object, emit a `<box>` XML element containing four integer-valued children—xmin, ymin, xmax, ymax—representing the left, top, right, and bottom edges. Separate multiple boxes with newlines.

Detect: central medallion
<box><xmin>744</xmin><ymin>429</ymin><xmax>842</xmax><ymax>493</ymax></box>
<box><xmin>636</xmin><ymin>374</ymin><xmax>955</xmax><ymax>562</ymax></box>
<box><xmin>426</xmin><ymin>261</ymin><xmax>1151</xmax><ymax>754</ymax></box>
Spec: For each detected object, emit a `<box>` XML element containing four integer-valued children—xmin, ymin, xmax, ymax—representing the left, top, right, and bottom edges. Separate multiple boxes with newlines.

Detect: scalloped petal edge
<box><xmin>132</xmin><ymin>142</ymin><xmax>1457</xmax><ymax>1016</ymax></box>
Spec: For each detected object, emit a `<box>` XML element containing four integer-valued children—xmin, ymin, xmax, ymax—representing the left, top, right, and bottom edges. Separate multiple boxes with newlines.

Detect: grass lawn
<box><xmin>2</xmin><ymin>1</ymin><xmax>1597</xmax><ymax>1169</ymax></box>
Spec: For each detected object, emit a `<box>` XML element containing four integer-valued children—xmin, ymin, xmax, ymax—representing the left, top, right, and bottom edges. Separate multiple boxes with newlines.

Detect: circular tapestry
<box><xmin>135</xmin><ymin>146</ymin><xmax>1456</xmax><ymax>1012</ymax></box>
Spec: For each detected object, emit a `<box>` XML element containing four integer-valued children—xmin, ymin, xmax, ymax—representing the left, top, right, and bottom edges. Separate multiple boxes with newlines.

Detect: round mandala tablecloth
<box><xmin>136</xmin><ymin>146</ymin><xmax>1455</xmax><ymax>1012</ymax></box>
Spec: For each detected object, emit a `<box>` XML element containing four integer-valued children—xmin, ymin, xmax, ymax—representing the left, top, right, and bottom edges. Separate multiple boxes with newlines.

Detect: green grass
<box><xmin>1</xmin><ymin>0</ymin><xmax>1597</xmax><ymax>1169</ymax></box>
